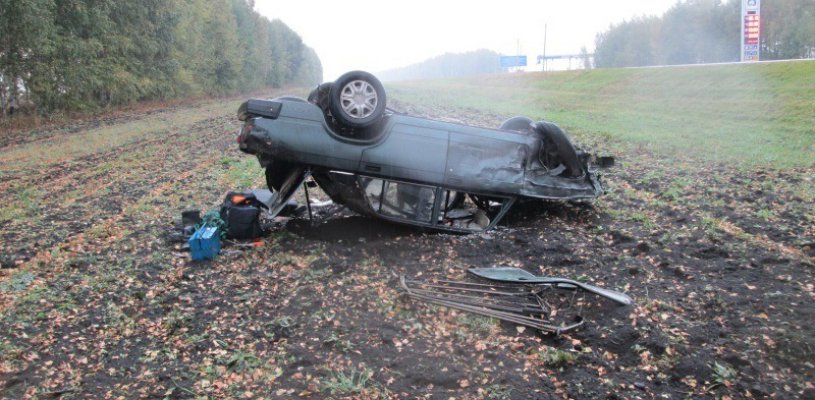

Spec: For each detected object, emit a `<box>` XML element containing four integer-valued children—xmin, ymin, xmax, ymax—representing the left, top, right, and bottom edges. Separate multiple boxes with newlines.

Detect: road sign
<box><xmin>741</xmin><ymin>0</ymin><xmax>761</xmax><ymax>62</ymax></box>
<box><xmin>500</xmin><ymin>55</ymin><xmax>527</xmax><ymax>68</ymax></box>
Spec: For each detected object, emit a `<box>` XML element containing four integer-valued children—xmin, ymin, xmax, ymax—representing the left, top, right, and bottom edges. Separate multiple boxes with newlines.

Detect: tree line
<box><xmin>594</xmin><ymin>0</ymin><xmax>815</xmax><ymax>68</ymax></box>
<box><xmin>0</xmin><ymin>0</ymin><xmax>322</xmax><ymax>116</ymax></box>
<box><xmin>377</xmin><ymin>49</ymin><xmax>502</xmax><ymax>82</ymax></box>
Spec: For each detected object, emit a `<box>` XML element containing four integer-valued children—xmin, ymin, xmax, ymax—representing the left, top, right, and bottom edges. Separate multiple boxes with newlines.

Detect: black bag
<box><xmin>219</xmin><ymin>192</ymin><xmax>266</xmax><ymax>240</ymax></box>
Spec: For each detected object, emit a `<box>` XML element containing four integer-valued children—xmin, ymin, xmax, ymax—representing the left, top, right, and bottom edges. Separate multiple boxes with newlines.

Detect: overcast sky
<box><xmin>255</xmin><ymin>0</ymin><xmax>680</xmax><ymax>80</ymax></box>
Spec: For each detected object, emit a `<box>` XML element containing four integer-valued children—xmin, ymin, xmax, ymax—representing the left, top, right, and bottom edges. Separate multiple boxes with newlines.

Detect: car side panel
<box><xmin>249</xmin><ymin>102</ymin><xmax>584</xmax><ymax>199</ymax></box>
<box><xmin>445</xmin><ymin>129</ymin><xmax>529</xmax><ymax>194</ymax></box>
<box><xmin>250</xmin><ymin>101</ymin><xmax>364</xmax><ymax>171</ymax></box>
<box><xmin>360</xmin><ymin>118</ymin><xmax>448</xmax><ymax>183</ymax></box>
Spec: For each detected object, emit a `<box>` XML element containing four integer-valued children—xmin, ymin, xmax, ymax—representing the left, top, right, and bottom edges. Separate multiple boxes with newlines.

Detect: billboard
<box><xmin>500</xmin><ymin>55</ymin><xmax>527</xmax><ymax>68</ymax></box>
<box><xmin>741</xmin><ymin>0</ymin><xmax>761</xmax><ymax>61</ymax></box>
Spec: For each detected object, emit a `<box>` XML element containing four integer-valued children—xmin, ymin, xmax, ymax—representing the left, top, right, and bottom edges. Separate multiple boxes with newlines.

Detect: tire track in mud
<box><xmin>618</xmin><ymin>177</ymin><xmax>813</xmax><ymax>265</ymax></box>
<box><xmin>0</xmin><ymin>105</ymin><xmax>188</xmax><ymax>149</ymax></box>
<box><xmin>603</xmin><ymin>169</ymin><xmax>815</xmax><ymax>392</ymax></box>
<box><xmin>0</xmin><ymin>114</ymin><xmax>238</xmax><ymax>265</ymax></box>
<box><xmin>618</xmin><ymin>165</ymin><xmax>815</xmax><ymax>266</ymax></box>
<box><xmin>0</xmin><ymin>129</ymin><xmax>268</xmax><ymax>394</ymax></box>
<box><xmin>0</xmin><ymin>114</ymin><xmax>233</xmax><ymax>193</ymax></box>
<box><xmin>0</xmin><ymin>130</ymin><xmax>237</xmax><ymax>309</ymax></box>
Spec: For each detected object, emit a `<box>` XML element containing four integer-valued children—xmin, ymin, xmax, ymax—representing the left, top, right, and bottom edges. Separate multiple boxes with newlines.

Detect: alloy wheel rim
<box><xmin>339</xmin><ymin>80</ymin><xmax>378</xmax><ymax>119</ymax></box>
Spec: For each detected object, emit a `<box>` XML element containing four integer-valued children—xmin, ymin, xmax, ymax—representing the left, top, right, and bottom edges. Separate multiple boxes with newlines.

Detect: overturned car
<box><xmin>237</xmin><ymin>71</ymin><xmax>612</xmax><ymax>233</ymax></box>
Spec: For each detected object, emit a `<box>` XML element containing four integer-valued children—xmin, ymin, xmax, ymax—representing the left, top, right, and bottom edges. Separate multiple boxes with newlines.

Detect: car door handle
<box><xmin>364</xmin><ymin>164</ymin><xmax>381</xmax><ymax>172</ymax></box>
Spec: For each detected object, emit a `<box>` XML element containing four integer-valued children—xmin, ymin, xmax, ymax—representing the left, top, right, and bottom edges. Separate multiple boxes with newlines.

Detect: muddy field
<box><xmin>1</xmin><ymin>95</ymin><xmax>813</xmax><ymax>399</ymax></box>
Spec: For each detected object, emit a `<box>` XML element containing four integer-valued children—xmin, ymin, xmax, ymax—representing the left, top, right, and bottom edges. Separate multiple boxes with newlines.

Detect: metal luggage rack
<box><xmin>400</xmin><ymin>276</ymin><xmax>586</xmax><ymax>335</ymax></box>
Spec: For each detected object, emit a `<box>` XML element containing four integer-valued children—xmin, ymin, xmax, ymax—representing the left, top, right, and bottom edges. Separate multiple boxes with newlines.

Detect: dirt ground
<box><xmin>1</xmin><ymin>96</ymin><xmax>813</xmax><ymax>399</ymax></box>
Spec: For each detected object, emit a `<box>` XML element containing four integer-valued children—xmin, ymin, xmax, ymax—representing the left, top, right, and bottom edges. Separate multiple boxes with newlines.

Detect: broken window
<box><xmin>358</xmin><ymin>176</ymin><xmax>515</xmax><ymax>232</ymax></box>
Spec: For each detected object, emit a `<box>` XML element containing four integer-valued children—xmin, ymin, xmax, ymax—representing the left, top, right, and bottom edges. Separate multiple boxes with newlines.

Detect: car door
<box><xmin>359</xmin><ymin>116</ymin><xmax>449</xmax><ymax>184</ymax></box>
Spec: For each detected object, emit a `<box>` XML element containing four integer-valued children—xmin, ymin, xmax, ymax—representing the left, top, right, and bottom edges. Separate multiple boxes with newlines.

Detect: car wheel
<box><xmin>266</xmin><ymin>160</ymin><xmax>297</xmax><ymax>192</ymax></box>
<box><xmin>500</xmin><ymin>116</ymin><xmax>534</xmax><ymax>133</ymax></box>
<box><xmin>533</xmin><ymin>121</ymin><xmax>583</xmax><ymax>178</ymax></box>
<box><xmin>307</xmin><ymin>83</ymin><xmax>331</xmax><ymax>113</ymax></box>
<box><xmin>329</xmin><ymin>71</ymin><xmax>387</xmax><ymax>129</ymax></box>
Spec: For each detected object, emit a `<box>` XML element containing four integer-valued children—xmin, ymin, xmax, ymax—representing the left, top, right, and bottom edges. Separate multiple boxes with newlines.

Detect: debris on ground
<box><xmin>400</xmin><ymin>275</ymin><xmax>588</xmax><ymax>335</ymax></box>
<box><xmin>468</xmin><ymin>266</ymin><xmax>633</xmax><ymax>305</ymax></box>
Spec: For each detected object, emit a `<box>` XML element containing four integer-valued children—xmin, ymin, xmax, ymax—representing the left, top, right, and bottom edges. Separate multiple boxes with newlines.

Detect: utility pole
<box><xmin>542</xmin><ymin>24</ymin><xmax>548</xmax><ymax>72</ymax></box>
<box><xmin>740</xmin><ymin>0</ymin><xmax>744</xmax><ymax>61</ymax></box>
<box><xmin>516</xmin><ymin>39</ymin><xmax>521</xmax><ymax>72</ymax></box>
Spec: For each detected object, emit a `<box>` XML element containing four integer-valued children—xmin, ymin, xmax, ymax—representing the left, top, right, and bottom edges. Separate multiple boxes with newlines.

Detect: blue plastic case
<box><xmin>188</xmin><ymin>225</ymin><xmax>221</xmax><ymax>260</ymax></box>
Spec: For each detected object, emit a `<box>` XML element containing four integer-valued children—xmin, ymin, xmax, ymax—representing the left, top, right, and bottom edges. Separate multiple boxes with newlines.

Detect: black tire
<box><xmin>265</xmin><ymin>160</ymin><xmax>297</xmax><ymax>192</ymax></box>
<box><xmin>329</xmin><ymin>71</ymin><xmax>387</xmax><ymax>129</ymax></box>
<box><xmin>307</xmin><ymin>83</ymin><xmax>331</xmax><ymax>113</ymax></box>
<box><xmin>533</xmin><ymin>121</ymin><xmax>583</xmax><ymax>178</ymax></box>
<box><xmin>500</xmin><ymin>116</ymin><xmax>534</xmax><ymax>133</ymax></box>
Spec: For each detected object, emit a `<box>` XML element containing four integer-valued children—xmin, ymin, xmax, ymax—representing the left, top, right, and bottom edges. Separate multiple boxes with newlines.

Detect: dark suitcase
<box><xmin>220</xmin><ymin>192</ymin><xmax>265</xmax><ymax>240</ymax></box>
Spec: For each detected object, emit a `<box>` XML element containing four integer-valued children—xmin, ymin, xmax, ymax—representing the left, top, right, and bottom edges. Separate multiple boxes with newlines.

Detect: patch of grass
<box><xmin>605</xmin><ymin>208</ymin><xmax>626</xmax><ymax>221</ymax></box>
<box><xmin>663</xmin><ymin>178</ymin><xmax>690</xmax><ymax>202</ymax></box>
<box><xmin>707</xmin><ymin>361</ymin><xmax>738</xmax><ymax>391</ymax></box>
<box><xmin>456</xmin><ymin>314</ymin><xmax>500</xmax><ymax>336</ymax></box>
<box><xmin>85</xmin><ymin>224</ymin><xmax>110</xmax><ymax>239</ymax></box>
<box><xmin>538</xmin><ymin>347</ymin><xmax>577</xmax><ymax>368</ymax></box>
<box><xmin>630</xmin><ymin>212</ymin><xmax>656</xmax><ymax>230</ymax></box>
<box><xmin>94</xmin><ymin>161</ymin><xmax>115</xmax><ymax>175</ymax></box>
<box><xmin>259</xmin><ymin>316</ymin><xmax>296</xmax><ymax>343</ymax></box>
<box><xmin>700</xmin><ymin>215</ymin><xmax>724</xmax><ymax>240</ymax></box>
<box><xmin>310</xmin><ymin>309</ymin><xmax>337</xmax><ymax>324</ymax></box>
<box><xmin>0</xmin><ymin>339</ymin><xmax>24</xmax><ymax>370</ymax></box>
<box><xmin>223</xmin><ymin>157</ymin><xmax>264</xmax><ymax>190</ymax></box>
<box><xmin>658</xmin><ymin>230</ymin><xmax>682</xmax><ymax>244</ymax></box>
<box><xmin>268</xmin><ymin>251</ymin><xmax>302</xmax><ymax>267</ymax></box>
<box><xmin>0</xmin><ymin>187</ymin><xmax>47</xmax><ymax>219</ymax></box>
<box><xmin>389</xmin><ymin>61</ymin><xmax>815</xmax><ymax>168</ymax></box>
<box><xmin>0</xmin><ymin>271</ymin><xmax>36</xmax><ymax>293</ymax></box>
<box><xmin>636</xmin><ymin>169</ymin><xmax>664</xmax><ymax>186</ymax></box>
<box><xmin>105</xmin><ymin>302</ymin><xmax>136</xmax><ymax>336</ymax></box>
<box><xmin>0</xmin><ymin>99</ymin><xmax>242</xmax><ymax>169</ymax></box>
<box><xmin>163</xmin><ymin>307</ymin><xmax>193</xmax><ymax>334</ymax></box>
<box><xmin>222</xmin><ymin>350</ymin><xmax>262</xmax><ymax>372</ymax></box>
<box><xmin>484</xmin><ymin>384</ymin><xmax>513</xmax><ymax>399</ymax></box>
<box><xmin>303</xmin><ymin>267</ymin><xmax>331</xmax><ymax>280</ymax></box>
<box><xmin>756</xmin><ymin>207</ymin><xmax>773</xmax><ymax>221</ymax></box>
<box><xmin>0</xmin><ymin>205</ymin><xmax>25</xmax><ymax>222</ymax></box>
<box><xmin>320</xmin><ymin>367</ymin><xmax>374</xmax><ymax>396</ymax></box>
<box><xmin>16</xmin><ymin>187</ymin><xmax>45</xmax><ymax>206</ymax></box>
<box><xmin>323</xmin><ymin>332</ymin><xmax>356</xmax><ymax>353</ymax></box>
<box><xmin>219</xmin><ymin>156</ymin><xmax>238</xmax><ymax>166</ymax></box>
